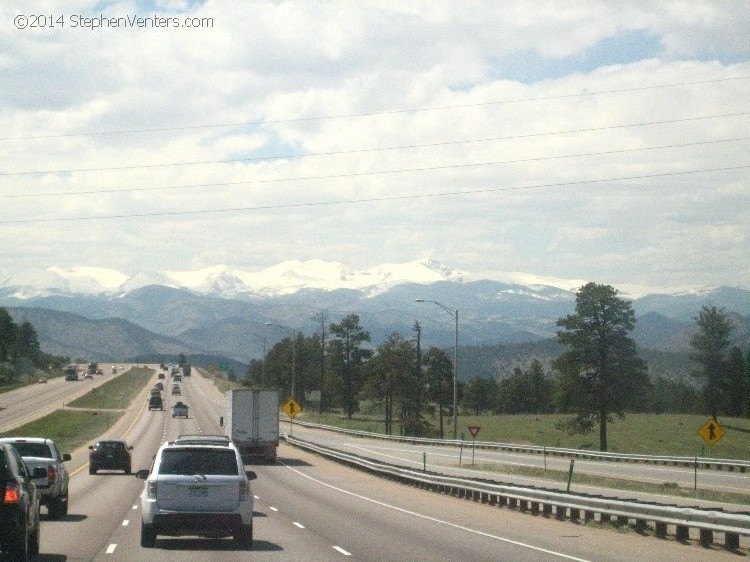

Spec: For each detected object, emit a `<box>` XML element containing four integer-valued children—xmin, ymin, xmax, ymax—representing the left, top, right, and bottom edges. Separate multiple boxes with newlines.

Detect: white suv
<box><xmin>135</xmin><ymin>439</ymin><xmax>256</xmax><ymax>548</ymax></box>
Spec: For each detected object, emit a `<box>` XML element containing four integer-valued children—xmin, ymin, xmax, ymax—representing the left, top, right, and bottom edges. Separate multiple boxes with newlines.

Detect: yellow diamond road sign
<box><xmin>698</xmin><ymin>418</ymin><xmax>725</xmax><ymax>446</ymax></box>
<box><xmin>283</xmin><ymin>398</ymin><xmax>302</xmax><ymax>419</ymax></box>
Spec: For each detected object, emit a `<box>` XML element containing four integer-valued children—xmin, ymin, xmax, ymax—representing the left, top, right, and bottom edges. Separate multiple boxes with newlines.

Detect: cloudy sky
<box><xmin>1</xmin><ymin>0</ymin><xmax>748</xmax><ymax>294</ymax></box>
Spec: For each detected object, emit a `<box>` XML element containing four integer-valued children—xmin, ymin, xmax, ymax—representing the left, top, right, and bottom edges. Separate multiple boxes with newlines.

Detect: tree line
<box><xmin>0</xmin><ymin>309</ymin><xmax>69</xmax><ymax>385</ymax></box>
<box><xmin>244</xmin><ymin>283</ymin><xmax>750</xmax><ymax>451</ymax></box>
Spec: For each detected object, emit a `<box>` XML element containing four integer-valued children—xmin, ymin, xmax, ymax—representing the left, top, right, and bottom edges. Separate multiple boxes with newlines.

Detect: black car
<box><xmin>149</xmin><ymin>395</ymin><xmax>164</xmax><ymax>410</ymax></box>
<box><xmin>88</xmin><ymin>440</ymin><xmax>133</xmax><ymax>474</ymax></box>
<box><xmin>0</xmin><ymin>443</ymin><xmax>46</xmax><ymax>561</ymax></box>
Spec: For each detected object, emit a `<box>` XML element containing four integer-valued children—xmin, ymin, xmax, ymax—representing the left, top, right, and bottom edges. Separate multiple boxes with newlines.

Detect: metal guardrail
<box><xmin>284</xmin><ymin>434</ymin><xmax>750</xmax><ymax>550</ymax></box>
<box><xmin>292</xmin><ymin>420</ymin><xmax>750</xmax><ymax>472</ymax></box>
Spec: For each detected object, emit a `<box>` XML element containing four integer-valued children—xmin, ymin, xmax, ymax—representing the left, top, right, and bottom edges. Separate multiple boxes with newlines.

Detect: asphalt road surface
<box><xmin>2</xmin><ymin>368</ymin><xmax>746</xmax><ymax>560</ymax></box>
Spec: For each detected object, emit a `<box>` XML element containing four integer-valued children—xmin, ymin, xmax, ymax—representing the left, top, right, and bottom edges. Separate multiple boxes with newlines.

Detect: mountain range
<box><xmin>2</xmin><ymin>260</ymin><xmax>749</xmax><ymax>374</ymax></box>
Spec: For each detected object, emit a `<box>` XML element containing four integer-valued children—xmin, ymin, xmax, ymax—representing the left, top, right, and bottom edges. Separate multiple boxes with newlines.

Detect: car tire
<box><xmin>234</xmin><ymin>522</ymin><xmax>253</xmax><ymax>548</ymax></box>
<box><xmin>48</xmin><ymin>494</ymin><xmax>68</xmax><ymax>519</ymax></box>
<box><xmin>28</xmin><ymin>514</ymin><xmax>40</xmax><ymax>556</ymax></box>
<box><xmin>141</xmin><ymin>521</ymin><xmax>157</xmax><ymax>548</ymax></box>
<box><xmin>8</xmin><ymin>515</ymin><xmax>29</xmax><ymax>562</ymax></box>
<box><xmin>125</xmin><ymin>464</ymin><xmax>131</xmax><ymax>474</ymax></box>
<box><xmin>89</xmin><ymin>465</ymin><xmax>97</xmax><ymax>475</ymax></box>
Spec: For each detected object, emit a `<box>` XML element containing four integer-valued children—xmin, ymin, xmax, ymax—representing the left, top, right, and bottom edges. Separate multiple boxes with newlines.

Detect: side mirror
<box><xmin>245</xmin><ymin>470</ymin><xmax>257</xmax><ymax>481</ymax></box>
<box><xmin>62</xmin><ymin>453</ymin><xmax>72</xmax><ymax>462</ymax></box>
<box><xmin>128</xmin><ymin>446</ymin><xmax>133</xmax><ymax>450</ymax></box>
<box><xmin>219</xmin><ymin>416</ymin><xmax>224</xmax><ymax>428</ymax></box>
<box><xmin>88</xmin><ymin>445</ymin><xmax>93</xmax><ymax>450</ymax></box>
<box><xmin>135</xmin><ymin>469</ymin><xmax>150</xmax><ymax>479</ymax></box>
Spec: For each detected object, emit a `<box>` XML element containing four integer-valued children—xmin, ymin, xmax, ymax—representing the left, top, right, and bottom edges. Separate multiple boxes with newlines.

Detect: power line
<box><xmin>1</xmin><ymin>165</ymin><xmax>745</xmax><ymax>225</ymax></box>
<box><xmin>1</xmin><ymin>112</ymin><xmax>746</xmax><ymax>177</ymax></box>
<box><xmin>1</xmin><ymin>136</ymin><xmax>745</xmax><ymax>199</ymax></box>
<box><xmin>2</xmin><ymin>76</ymin><xmax>747</xmax><ymax>142</ymax></box>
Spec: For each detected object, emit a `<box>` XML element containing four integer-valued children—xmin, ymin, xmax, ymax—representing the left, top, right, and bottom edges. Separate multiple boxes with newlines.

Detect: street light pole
<box><xmin>416</xmin><ymin>299</ymin><xmax>459</xmax><ymax>440</ymax></box>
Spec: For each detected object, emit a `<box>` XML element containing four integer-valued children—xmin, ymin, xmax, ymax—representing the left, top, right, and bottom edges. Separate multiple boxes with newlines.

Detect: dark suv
<box><xmin>0</xmin><ymin>443</ymin><xmax>46</xmax><ymax>561</ymax></box>
<box><xmin>149</xmin><ymin>395</ymin><xmax>164</xmax><ymax>410</ymax></box>
<box><xmin>88</xmin><ymin>440</ymin><xmax>133</xmax><ymax>474</ymax></box>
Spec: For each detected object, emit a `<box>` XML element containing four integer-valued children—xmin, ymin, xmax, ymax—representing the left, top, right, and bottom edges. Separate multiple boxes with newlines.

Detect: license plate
<box><xmin>189</xmin><ymin>486</ymin><xmax>207</xmax><ymax>497</ymax></box>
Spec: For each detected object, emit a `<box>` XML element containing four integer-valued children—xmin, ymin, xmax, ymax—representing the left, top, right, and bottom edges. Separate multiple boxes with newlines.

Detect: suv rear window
<box><xmin>10</xmin><ymin>442</ymin><xmax>52</xmax><ymax>458</ymax></box>
<box><xmin>159</xmin><ymin>448</ymin><xmax>238</xmax><ymax>476</ymax></box>
<box><xmin>96</xmin><ymin>442</ymin><xmax>125</xmax><ymax>452</ymax></box>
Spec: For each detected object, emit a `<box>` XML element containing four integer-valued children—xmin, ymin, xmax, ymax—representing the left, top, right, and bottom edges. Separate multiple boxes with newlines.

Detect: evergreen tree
<box><xmin>423</xmin><ymin>346</ymin><xmax>453</xmax><ymax>438</ymax></box>
<box><xmin>690</xmin><ymin>305</ymin><xmax>734</xmax><ymax>419</ymax></box>
<box><xmin>15</xmin><ymin>321</ymin><xmax>41</xmax><ymax>365</ymax></box>
<box><xmin>328</xmin><ymin>314</ymin><xmax>372</xmax><ymax>418</ymax></box>
<box><xmin>724</xmin><ymin>346</ymin><xmax>746</xmax><ymax>417</ymax></box>
<box><xmin>0</xmin><ymin>309</ymin><xmax>17</xmax><ymax>363</ymax></box>
<box><xmin>553</xmin><ymin>282</ymin><xmax>649</xmax><ymax>451</ymax></box>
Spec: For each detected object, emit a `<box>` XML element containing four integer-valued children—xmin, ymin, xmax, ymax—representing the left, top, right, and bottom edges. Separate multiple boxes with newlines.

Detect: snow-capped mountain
<box><xmin>0</xmin><ymin>259</ymin><xmax>470</xmax><ymax>299</ymax></box>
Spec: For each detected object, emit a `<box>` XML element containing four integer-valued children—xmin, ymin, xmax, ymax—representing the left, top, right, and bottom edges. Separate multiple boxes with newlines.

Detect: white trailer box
<box><xmin>223</xmin><ymin>389</ymin><xmax>279</xmax><ymax>463</ymax></box>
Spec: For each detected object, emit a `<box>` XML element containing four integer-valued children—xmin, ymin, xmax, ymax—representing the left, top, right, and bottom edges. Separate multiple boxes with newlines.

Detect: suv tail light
<box><xmin>4</xmin><ymin>483</ymin><xmax>20</xmax><ymax>504</ymax></box>
<box><xmin>47</xmin><ymin>464</ymin><xmax>56</xmax><ymax>484</ymax></box>
<box><xmin>239</xmin><ymin>480</ymin><xmax>249</xmax><ymax>501</ymax></box>
<box><xmin>147</xmin><ymin>480</ymin><xmax>157</xmax><ymax>499</ymax></box>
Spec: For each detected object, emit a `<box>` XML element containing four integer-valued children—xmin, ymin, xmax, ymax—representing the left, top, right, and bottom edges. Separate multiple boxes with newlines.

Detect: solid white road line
<box><xmin>333</xmin><ymin>546</ymin><xmax>352</xmax><ymax>556</ymax></box>
<box><xmin>280</xmin><ymin>461</ymin><xmax>591</xmax><ymax>562</ymax></box>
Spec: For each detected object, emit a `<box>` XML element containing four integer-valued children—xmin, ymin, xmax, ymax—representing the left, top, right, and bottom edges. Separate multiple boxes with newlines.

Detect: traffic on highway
<box><xmin>0</xmin><ymin>365</ymin><xmax>746</xmax><ymax>560</ymax></box>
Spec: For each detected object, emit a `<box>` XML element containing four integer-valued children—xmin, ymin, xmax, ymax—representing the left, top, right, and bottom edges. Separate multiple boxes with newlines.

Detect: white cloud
<box><xmin>0</xmin><ymin>1</ymin><xmax>747</xmax><ymax>294</ymax></box>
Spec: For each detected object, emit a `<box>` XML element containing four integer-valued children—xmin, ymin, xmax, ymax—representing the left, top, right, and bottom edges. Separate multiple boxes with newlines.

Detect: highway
<box><xmin>287</xmin><ymin>424</ymin><xmax>750</xmax><ymax>502</ymax></box>
<box><xmin>0</xmin><ymin>368</ymin><xmax>746</xmax><ymax>560</ymax></box>
<box><xmin>0</xmin><ymin>364</ymin><xmax>130</xmax><ymax>433</ymax></box>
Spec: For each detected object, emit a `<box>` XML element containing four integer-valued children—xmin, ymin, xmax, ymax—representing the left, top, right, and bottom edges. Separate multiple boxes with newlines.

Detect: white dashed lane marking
<box><xmin>333</xmin><ymin>546</ymin><xmax>352</xmax><ymax>556</ymax></box>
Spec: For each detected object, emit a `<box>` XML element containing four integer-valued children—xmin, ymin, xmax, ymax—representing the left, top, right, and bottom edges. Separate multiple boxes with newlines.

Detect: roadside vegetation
<box><xmin>67</xmin><ymin>366</ymin><xmax>153</xmax><ymax>409</ymax></box>
<box><xmin>298</xmin><ymin>408</ymin><xmax>750</xmax><ymax>460</ymax></box>
<box><xmin>240</xmin><ymin>287</ymin><xmax>749</xmax><ymax>456</ymax></box>
<box><xmin>0</xmin><ymin>366</ymin><xmax>154</xmax><ymax>453</ymax></box>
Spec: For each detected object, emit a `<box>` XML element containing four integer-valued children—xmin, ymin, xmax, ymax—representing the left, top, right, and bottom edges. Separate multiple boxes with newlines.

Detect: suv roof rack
<box><xmin>172</xmin><ymin>434</ymin><xmax>231</xmax><ymax>446</ymax></box>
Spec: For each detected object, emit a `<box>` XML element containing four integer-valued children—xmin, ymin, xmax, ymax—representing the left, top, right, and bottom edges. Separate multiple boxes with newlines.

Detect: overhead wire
<box><xmin>0</xmin><ymin>136</ymin><xmax>746</xmax><ymax>199</ymax></box>
<box><xmin>0</xmin><ymin>111</ymin><xmax>747</xmax><ymax>177</ymax></box>
<box><xmin>1</xmin><ymin>164</ymin><xmax>746</xmax><ymax>225</ymax></box>
<box><xmin>1</xmin><ymin>75</ymin><xmax>747</xmax><ymax>141</ymax></box>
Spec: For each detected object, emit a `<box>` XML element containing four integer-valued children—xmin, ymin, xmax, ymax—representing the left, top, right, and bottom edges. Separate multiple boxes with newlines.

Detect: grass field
<box><xmin>298</xmin><ymin>409</ymin><xmax>750</xmax><ymax>460</ymax></box>
<box><xmin>67</xmin><ymin>366</ymin><xmax>153</xmax><ymax>409</ymax></box>
<box><xmin>0</xmin><ymin>366</ymin><xmax>154</xmax><ymax>454</ymax></box>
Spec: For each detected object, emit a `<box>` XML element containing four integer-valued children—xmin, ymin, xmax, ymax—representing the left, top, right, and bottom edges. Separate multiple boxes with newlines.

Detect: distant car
<box><xmin>154</xmin><ymin>382</ymin><xmax>164</xmax><ymax>391</ymax></box>
<box><xmin>172</xmin><ymin>402</ymin><xmax>189</xmax><ymax>418</ymax></box>
<box><xmin>148</xmin><ymin>395</ymin><xmax>164</xmax><ymax>411</ymax></box>
<box><xmin>0</xmin><ymin>443</ymin><xmax>46</xmax><ymax>559</ymax></box>
<box><xmin>173</xmin><ymin>374</ymin><xmax>182</xmax><ymax>383</ymax></box>
<box><xmin>88</xmin><ymin>440</ymin><xmax>132</xmax><ymax>474</ymax></box>
<box><xmin>0</xmin><ymin>437</ymin><xmax>71</xmax><ymax>519</ymax></box>
<box><xmin>95</xmin><ymin>369</ymin><xmax>103</xmax><ymax>375</ymax></box>
<box><xmin>157</xmin><ymin>373</ymin><xmax>165</xmax><ymax>380</ymax></box>
<box><xmin>83</xmin><ymin>372</ymin><xmax>93</xmax><ymax>379</ymax></box>
<box><xmin>136</xmin><ymin>439</ymin><xmax>256</xmax><ymax>547</ymax></box>
<box><xmin>171</xmin><ymin>386</ymin><xmax>181</xmax><ymax>396</ymax></box>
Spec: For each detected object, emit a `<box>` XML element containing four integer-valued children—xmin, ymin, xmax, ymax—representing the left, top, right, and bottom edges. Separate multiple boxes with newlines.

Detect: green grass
<box><xmin>67</xmin><ymin>367</ymin><xmax>153</xmax><ymax>409</ymax></box>
<box><xmin>470</xmin><ymin>460</ymin><xmax>750</xmax><ymax>506</ymax></box>
<box><xmin>0</xmin><ymin>367</ymin><xmax>154</xmax><ymax>453</ymax></box>
<box><xmin>298</xmin><ymin>409</ymin><xmax>750</xmax><ymax>460</ymax></box>
<box><xmin>0</xmin><ymin>410</ymin><xmax>124</xmax><ymax>454</ymax></box>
